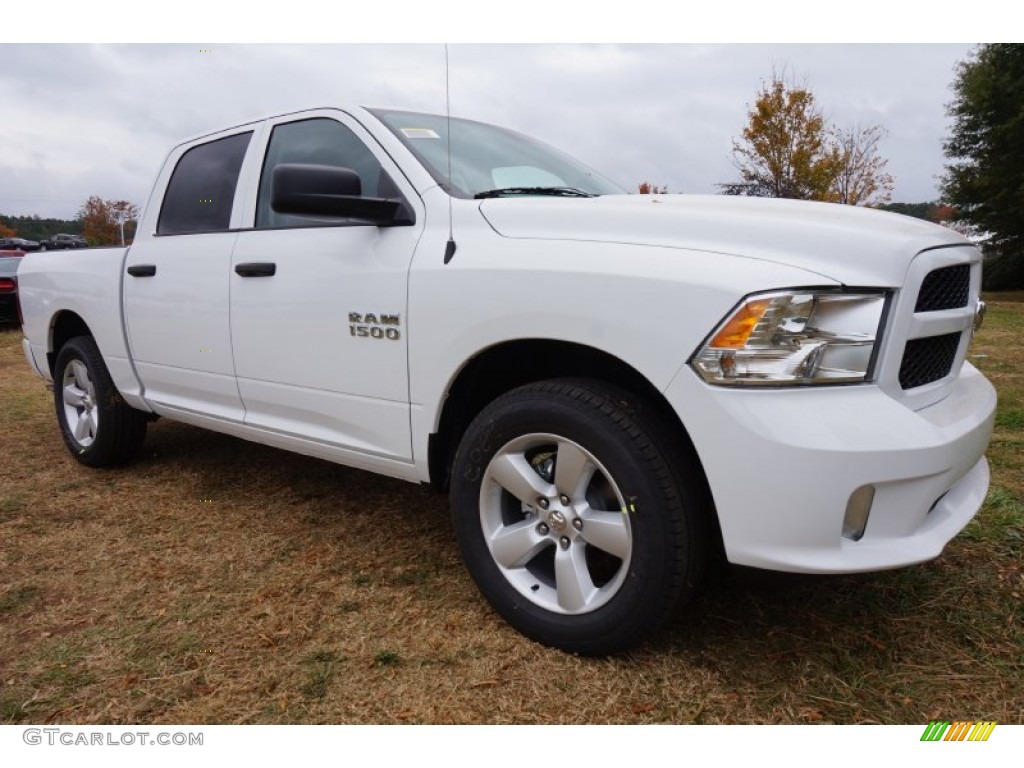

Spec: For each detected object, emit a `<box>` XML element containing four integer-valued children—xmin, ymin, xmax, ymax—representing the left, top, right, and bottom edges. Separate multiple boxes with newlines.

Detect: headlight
<box><xmin>690</xmin><ymin>290</ymin><xmax>889</xmax><ymax>386</ymax></box>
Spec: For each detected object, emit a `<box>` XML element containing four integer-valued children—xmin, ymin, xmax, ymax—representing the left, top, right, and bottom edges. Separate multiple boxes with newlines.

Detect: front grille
<box><xmin>899</xmin><ymin>333</ymin><xmax>961</xmax><ymax>389</ymax></box>
<box><xmin>915</xmin><ymin>264</ymin><xmax>970</xmax><ymax>312</ymax></box>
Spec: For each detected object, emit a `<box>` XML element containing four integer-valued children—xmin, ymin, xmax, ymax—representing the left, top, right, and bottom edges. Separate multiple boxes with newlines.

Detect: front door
<box><xmin>229</xmin><ymin>113</ymin><xmax>423</xmax><ymax>468</ymax></box>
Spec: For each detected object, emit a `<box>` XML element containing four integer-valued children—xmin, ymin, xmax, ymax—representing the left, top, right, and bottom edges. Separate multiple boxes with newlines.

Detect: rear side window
<box><xmin>158</xmin><ymin>132</ymin><xmax>252</xmax><ymax>235</ymax></box>
<box><xmin>256</xmin><ymin>118</ymin><xmax>388</xmax><ymax>228</ymax></box>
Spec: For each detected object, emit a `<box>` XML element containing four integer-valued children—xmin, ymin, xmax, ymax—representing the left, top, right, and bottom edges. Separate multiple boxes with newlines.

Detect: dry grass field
<box><xmin>1</xmin><ymin>295</ymin><xmax>1021</xmax><ymax>725</ymax></box>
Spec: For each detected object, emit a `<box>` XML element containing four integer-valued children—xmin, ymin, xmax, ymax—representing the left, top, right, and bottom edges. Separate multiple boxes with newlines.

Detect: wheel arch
<box><xmin>47</xmin><ymin>310</ymin><xmax>93</xmax><ymax>376</ymax></box>
<box><xmin>429</xmin><ymin>339</ymin><xmax>719</xmax><ymax>540</ymax></box>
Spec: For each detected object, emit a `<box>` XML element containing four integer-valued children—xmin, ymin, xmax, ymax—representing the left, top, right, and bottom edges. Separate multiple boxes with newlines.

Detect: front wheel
<box><xmin>450</xmin><ymin>379</ymin><xmax>708</xmax><ymax>655</ymax></box>
<box><xmin>54</xmin><ymin>336</ymin><xmax>147</xmax><ymax>467</ymax></box>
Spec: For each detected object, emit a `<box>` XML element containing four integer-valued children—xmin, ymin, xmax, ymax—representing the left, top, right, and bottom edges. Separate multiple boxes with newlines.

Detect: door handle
<box><xmin>126</xmin><ymin>264</ymin><xmax>157</xmax><ymax>277</ymax></box>
<box><xmin>235</xmin><ymin>262</ymin><xmax>277</xmax><ymax>277</ymax></box>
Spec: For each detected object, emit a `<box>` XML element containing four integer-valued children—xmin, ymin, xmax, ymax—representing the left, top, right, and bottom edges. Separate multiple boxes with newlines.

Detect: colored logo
<box><xmin>920</xmin><ymin>720</ymin><xmax>996</xmax><ymax>741</ymax></box>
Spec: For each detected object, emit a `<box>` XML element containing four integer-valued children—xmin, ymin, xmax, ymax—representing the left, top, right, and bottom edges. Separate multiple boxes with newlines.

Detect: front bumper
<box><xmin>666</xmin><ymin>362</ymin><xmax>996</xmax><ymax>573</ymax></box>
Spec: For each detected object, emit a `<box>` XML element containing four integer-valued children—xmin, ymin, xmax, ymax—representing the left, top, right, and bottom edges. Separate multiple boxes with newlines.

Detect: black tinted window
<box><xmin>256</xmin><ymin>118</ymin><xmax>386</xmax><ymax>228</ymax></box>
<box><xmin>158</xmin><ymin>132</ymin><xmax>252</xmax><ymax>235</ymax></box>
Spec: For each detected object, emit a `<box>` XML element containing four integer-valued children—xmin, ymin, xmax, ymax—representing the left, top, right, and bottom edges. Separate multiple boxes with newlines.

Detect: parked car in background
<box><xmin>0</xmin><ymin>237</ymin><xmax>39</xmax><ymax>252</ymax></box>
<box><xmin>0</xmin><ymin>254</ymin><xmax>22</xmax><ymax>324</ymax></box>
<box><xmin>39</xmin><ymin>234</ymin><xmax>87</xmax><ymax>250</ymax></box>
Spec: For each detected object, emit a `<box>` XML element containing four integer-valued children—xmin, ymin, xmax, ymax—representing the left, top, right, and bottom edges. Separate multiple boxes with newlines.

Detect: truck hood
<box><xmin>478</xmin><ymin>194</ymin><xmax>970</xmax><ymax>286</ymax></box>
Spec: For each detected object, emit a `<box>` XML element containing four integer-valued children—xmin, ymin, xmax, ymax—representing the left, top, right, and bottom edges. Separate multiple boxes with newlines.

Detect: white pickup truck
<box><xmin>18</xmin><ymin>106</ymin><xmax>996</xmax><ymax>654</ymax></box>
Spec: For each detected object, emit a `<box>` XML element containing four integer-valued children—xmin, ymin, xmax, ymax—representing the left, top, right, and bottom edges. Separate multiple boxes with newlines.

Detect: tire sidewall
<box><xmin>53</xmin><ymin>337</ymin><xmax>126</xmax><ymax>467</ymax></box>
<box><xmin>451</xmin><ymin>385</ymin><xmax>687</xmax><ymax>653</ymax></box>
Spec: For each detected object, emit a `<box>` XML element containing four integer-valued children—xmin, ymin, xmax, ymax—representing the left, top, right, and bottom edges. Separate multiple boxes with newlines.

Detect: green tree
<box><xmin>943</xmin><ymin>44</ymin><xmax>1024</xmax><ymax>289</ymax></box>
<box><xmin>876</xmin><ymin>202</ymin><xmax>940</xmax><ymax>220</ymax></box>
<box><xmin>0</xmin><ymin>214</ymin><xmax>81</xmax><ymax>242</ymax></box>
<box><xmin>721</xmin><ymin>76</ymin><xmax>842</xmax><ymax>200</ymax></box>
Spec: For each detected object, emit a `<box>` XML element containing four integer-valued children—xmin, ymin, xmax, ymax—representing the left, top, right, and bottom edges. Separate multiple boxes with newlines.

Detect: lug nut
<box><xmin>559</xmin><ymin>494</ymin><xmax>570</xmax><ymax>506</ymax></box>
<box><xmin>572</xmin><ymin>518</ymin><xmax>583</xmax><ymax>531</ymax></box>
<box><xmin>559</xmin><ymin>536</ymin><xmax>571</xmax><ymax>549</ymax></box>
<box><xmin>537</xmin><ymin>498</ymin><xmax>550</xmax><ymax>509</ymax></box>
<box><xmin>537</xmin><ymin>523</ymin><xmax>550</xmax><ymax>536</ymax></box>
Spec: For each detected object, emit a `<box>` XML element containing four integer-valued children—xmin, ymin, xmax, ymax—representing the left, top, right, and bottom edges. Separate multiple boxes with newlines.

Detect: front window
<box><xmin>256</xmin><ymin>118</ymin><xmax>399</xmax><ymax>229</ymax></box>
<box><xmin>370</xmin><ymin>109</ymin><xmax>623</xmax><ymax>199</ymax></box>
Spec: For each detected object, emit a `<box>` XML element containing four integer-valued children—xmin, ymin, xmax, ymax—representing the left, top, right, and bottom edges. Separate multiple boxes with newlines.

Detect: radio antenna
<box><xmin>443</xmin><ymin>43</ymin><xmax>457</xmax><ymax>265</ymax></box>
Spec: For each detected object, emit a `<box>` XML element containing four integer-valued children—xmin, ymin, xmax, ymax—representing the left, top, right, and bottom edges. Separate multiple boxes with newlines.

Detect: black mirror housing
<box><xmin>270</xmin><ymin>164</ymin><xmax>414</xmax><ymax>225</ymax></box>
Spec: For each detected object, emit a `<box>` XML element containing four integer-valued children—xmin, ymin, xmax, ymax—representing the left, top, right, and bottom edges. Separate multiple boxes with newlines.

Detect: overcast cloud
<box><xmin>0</xmin><ymin>43</ymin><xmax>973</xmax><ymax>220</ymax></box>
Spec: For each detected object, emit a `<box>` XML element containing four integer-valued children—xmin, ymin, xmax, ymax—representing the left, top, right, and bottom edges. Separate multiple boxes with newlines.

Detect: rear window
<box><xmin>157</xmin><ymin>132</ymin><xmax>252</xmax><ymax>235</ymax></box>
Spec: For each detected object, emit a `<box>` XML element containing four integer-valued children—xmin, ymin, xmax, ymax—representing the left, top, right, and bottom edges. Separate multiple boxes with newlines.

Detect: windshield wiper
<box><xmin>473</xmin><ymin>186</ymin><xmax>597</xmax><ymax>199</ymax></box>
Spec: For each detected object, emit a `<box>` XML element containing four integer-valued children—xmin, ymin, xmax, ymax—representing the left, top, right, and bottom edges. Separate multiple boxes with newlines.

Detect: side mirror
<box><xmin>270</xmin><ymin>164</ymin><xmax>414</xmax><ymax>226</ymax></box>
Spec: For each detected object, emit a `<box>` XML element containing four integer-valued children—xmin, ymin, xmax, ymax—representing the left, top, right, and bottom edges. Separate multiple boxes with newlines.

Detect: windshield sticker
<box><xmin>401</xmin><ymin>128</ymin><xmax>441</xmax><ymax>139</ymax></box>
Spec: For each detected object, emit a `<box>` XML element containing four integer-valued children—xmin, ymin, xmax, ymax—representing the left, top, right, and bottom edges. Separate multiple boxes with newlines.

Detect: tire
<box><xmin>450</xmin><ymin>378</ymin><xmax>708</xmax><ymax>655</ymax></box>
<box><xmin>54</xmin><ymin>336</ymin><xmax>147</xmax><ymax>467</ymax></box>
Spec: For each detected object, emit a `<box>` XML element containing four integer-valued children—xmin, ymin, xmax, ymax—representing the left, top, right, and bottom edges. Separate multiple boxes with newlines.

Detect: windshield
<box><xmin>370</xmin><ymin>109</ymin><xmax>624</xmax><ymax>199</ymax></box>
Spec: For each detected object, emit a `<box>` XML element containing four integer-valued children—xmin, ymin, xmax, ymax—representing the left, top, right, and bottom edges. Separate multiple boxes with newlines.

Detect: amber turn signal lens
<box><xmin>709</xmin><ymin>299</ymin><xmax>771</xmax><ymax>349</ymax></box>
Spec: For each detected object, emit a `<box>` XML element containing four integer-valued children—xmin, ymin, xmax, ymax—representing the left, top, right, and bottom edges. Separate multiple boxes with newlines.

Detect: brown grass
<box><xmin>0</xmin><ymin>298</ymin><xmax>1021</xmax><ymax>725</ymax></box>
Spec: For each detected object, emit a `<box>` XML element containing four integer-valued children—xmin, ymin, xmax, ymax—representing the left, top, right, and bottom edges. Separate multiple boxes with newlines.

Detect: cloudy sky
<box><xmin>0</xmin><ymin>42</ymin><xmax>976</xmax><ymax>220</ymax></box>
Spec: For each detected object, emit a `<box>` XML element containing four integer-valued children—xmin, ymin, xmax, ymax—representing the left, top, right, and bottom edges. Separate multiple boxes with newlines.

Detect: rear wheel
<box><xmin>451</xmin><ymin>378</ymin><xmax>708</xmax><ymax>655</ymax></box>
<box><xmin>54</xmin><ymin>336</ymin><xmax>147</xmax><ymax>467</ymax></box>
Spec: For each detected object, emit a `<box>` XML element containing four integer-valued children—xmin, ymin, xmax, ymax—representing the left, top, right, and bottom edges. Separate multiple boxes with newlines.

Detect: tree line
<box><xmin>1</xmin><ymin>196</ymin><xmax>139</xmax><ymax>246</ymax></box>
<box><xmin>0</xmin><ymin>215</ymin><xmax>84</xmax><ymax>242</ymax></box>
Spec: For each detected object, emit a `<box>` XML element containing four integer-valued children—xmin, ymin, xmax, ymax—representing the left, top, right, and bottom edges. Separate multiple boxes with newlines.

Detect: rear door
<box><xmin>124</xmin><ymin>126</ymin><xmax>260</xmax><ymax>421</ymax></box>
<box><xmin>229</xmin><ymin>111</ymin><xmax>423</xmax><ymax>466</ymax></box>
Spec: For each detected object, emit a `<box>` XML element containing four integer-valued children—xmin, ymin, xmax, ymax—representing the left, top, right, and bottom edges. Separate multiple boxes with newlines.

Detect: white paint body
<box><xmin>17</xmin><ymin>106</ymin><xmax>996</xmax><ymax>574</ymax></box>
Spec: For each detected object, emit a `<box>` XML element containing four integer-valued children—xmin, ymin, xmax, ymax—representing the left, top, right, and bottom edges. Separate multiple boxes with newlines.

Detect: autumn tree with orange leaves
<box><xmin>77</xmin><ymin>196</ymin><xmax>139</xmax><ymax>246</ymax></box>
<box><xmin>721</xmin><ymin>76</ymin><xmax>842</xmax><ymax>200</ymax></box>
<box><xmin>0</xmin><ymin>223</ymin><xmax>15</xmax><ymax>238</ymax></box>
<box><xmin>722</xmin><ymin>75</ymin><xmax>893</xmax><ymax>206</ymax></box>
<box><xmin>637</xmin><ymin>181</ymin><xmax>669</xmax><ymax>194</ymax></box>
